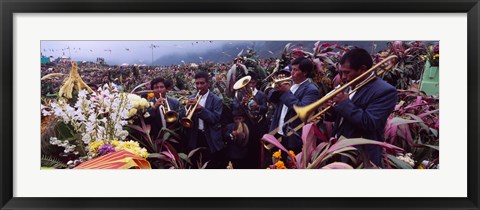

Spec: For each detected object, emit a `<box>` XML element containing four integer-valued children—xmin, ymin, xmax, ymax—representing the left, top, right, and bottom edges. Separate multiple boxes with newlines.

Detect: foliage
<box><xmin>384</xmin><ymin>90</ymin><xmax>439</xmax><ymax>168</ymax></box>
<box><xmin>426</xmin><ymin>42</ymin><xmax>440</xmax><ymax>67</ymax></box>
<box><xmin>262</xmin><ymin>123</ymin><xmax>403</xmax><ymax>169</ymax></box>
<box><xmin>376</xmin><ymin>41</ymin><xmax>429</xmax><ymax>89</ymax></box>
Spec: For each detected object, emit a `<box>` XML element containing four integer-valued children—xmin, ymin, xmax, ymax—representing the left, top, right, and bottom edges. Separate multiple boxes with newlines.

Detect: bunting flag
<box><xmin>74</xmin><ymin>150</ymin><xmax>151</xmax><ymax>169</ymax></box>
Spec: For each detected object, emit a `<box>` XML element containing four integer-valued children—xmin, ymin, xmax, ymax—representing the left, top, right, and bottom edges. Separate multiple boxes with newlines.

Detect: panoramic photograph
<box><xmin>40</xmin><ymin>40</ymin><xmax>439</xmax><ymax>169</ymax></box>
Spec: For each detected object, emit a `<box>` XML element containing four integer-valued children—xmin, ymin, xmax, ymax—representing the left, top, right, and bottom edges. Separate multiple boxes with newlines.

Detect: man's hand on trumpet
<box><xmin>187</xmin><ymin>97</ymin><xmax>204</xmax><ymax>112</ymax></box>
<box><xmin>154</xmin><ymin>94</ymin><xmax>165</xmax><ymax>109</ymax></box>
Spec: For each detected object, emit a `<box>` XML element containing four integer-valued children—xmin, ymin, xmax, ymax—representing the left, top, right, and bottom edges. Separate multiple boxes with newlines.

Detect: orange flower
<box><xmin>275</xmin><ymin>161</ymin><xmax>287</xmax><ymax>169</ymax></box>
<box><xmin>272</xmin><ymin>150</ymin><xmax>281</xmax><ymax>159</ymax></box>
<box><xmin>147</xmin><ymin>93</ymin><xmax>155</xmax><ymax>100</ymax></box>
<box><xmin>289</xmin><ymin>150</ymin><xmax>296</xmax><ymax>158</ymax></box>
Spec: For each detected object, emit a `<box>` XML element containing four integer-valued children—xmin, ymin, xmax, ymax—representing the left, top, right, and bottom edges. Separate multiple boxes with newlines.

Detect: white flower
<box><xmin>82</xmin><ymin>134</ymin><xmax>92</xmax><ymax>144</ymax></box>
<box><xmin>42</xmin><ymin>109</ymin><xmax>52</xmax><ymax>116</ymax></box>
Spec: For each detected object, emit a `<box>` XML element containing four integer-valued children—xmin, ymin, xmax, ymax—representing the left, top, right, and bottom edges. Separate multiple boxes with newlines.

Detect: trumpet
<box><xmin>180</xmin><ymin>92</ymin><xmax>202</xmax><ymax>128</ymax></box>
<box><xmin>271</xmin><ymin>75</ymin><xmax>292</xmax><ymax>88</ymax></box>
<box><xmin>264</xmin><ymin>55</ymin><xmax>398</xmax><ymax>150</ymax></box>
<box><xmin>159</xmin><ymin>97</ymin><xmax>179</xmax><ymax>123</ymax></box>
<box><xmin>294</xmin><ymin>55</ymin><xmax>398</xmax><ymax>123</ymax></box>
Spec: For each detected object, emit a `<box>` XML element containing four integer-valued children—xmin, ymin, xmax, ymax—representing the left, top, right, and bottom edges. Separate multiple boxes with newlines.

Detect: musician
<box><xmin>185</xmin><ymin>71</ymin><xmax>225</xmax><ymax>169</ymax></box>
<box><xmin>268</xmin><ymin>57</ymin><xmax>321</xmax><ymax>154</ymax></box>
<box><xmin>329</xmin><ymin>48</ymin><xmax>397</xmax><ymax>167</ymax></box>
<box><xmin>146</xmin><ymin>77</ymin><xmax>181</xmax><ymax>141</ymax></box>
<box><xmin>223</xmin><ymin>109</ymin><xmax>249</xmax><ymax>169</ymax></box>
<box><xmin>232</xmin><ymin>71</ymin><xmax>268</xmax><ymax>168</ymax></box>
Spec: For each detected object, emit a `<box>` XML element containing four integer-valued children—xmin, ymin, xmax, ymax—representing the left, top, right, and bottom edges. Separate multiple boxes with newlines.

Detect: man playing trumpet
<box><xmin>268</xmin><ymin>57</ymin><xmax>322</xmax><ymax>154</ymax></box>
<box><xmin>146</xmin><ymin>77</ymin><xmax>181</xmax><ymax>142</ymax></box>
<box><xmin>184</xmin><ymin>71</ymin><xmax>225</xmax><ymax>169</ymax></box>
<box><xmin>232</xmin><ymin>71</ymin><xmax>268</xmax><ymax>168</ymax></box>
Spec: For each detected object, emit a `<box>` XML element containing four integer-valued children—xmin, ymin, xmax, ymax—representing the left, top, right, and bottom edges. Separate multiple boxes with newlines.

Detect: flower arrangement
<box><xmin>88</xmin><ymin>140</ymin><xmax>149</xmax><ymax>159</ymax></box>
<box><xmin>42</xmin><ymin>83</ymin><xmax>150</xmax><ymax>168</ymax></box>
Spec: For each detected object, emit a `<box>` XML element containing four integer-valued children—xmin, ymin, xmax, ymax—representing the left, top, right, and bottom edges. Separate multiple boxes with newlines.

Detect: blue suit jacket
<box><xmin>232</xmin><ymin>90</ymin><xmax>268</xmax><ymax>125</ymax></box>
<box><xmin>332</xmin><ymin>77</ymin><xmax>397</xmax><ymax>166</ymax></box>
<box><xmin>185</xmin><ymin>92</ymin><xmax>224</xmax><ymax>153</ymax></box>
<box><xmin>268</xmin><ymin>80</ymin><xmax>321</xmax><ymax>152</ymax></box>
<box><xmin>146</xmin><ymin>97</ymin><xmax>181</xmax><ymax>140</ymax></box>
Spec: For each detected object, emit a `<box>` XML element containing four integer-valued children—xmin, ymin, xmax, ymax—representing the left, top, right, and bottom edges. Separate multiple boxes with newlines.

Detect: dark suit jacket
<box><xmin>185</xmin><ymin>91</ymin><xmax>224</xmax><ymax>153</ymax></box>
<box><xmin>146</xmin><ymin>97</ymin><xmax>181</xmax><ymax>140</ymax></box>
<box><xmin>223</xmin><ymin>123</ymin><xmax>248</xmax><ymax>160</ymax></box>
<box><xmin>332</xmin><ymin>77</ymin><xmax>397</xmax><ymax>166</ymax></box>
<box><xmin>268</xmin><ymin>80</ymin><xmax>321</xmax><ymax>152</ymax></box>
<box><xmin>232</xmin><ymin>90</ymin><xmax>268</xmax><ymax>126</ymax></box>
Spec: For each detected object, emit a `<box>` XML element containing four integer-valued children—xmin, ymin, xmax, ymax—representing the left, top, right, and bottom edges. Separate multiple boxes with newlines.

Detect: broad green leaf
<box><xmin>389</xmin><ymin>117</ymin><xmax>419</xmax><ymax>126</ymax></box>
<box><xmin>413</xmin><ymin>144</ymin><xmax>439</xmax><ymax>151</ymax></box>
<box><xmin>387</xmin><ymin>154</ymin><xmax>413</xmax><ymax>169</ymax></box>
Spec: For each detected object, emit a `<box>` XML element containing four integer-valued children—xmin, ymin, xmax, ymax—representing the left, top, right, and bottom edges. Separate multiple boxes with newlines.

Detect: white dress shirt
<box><xmin>198</xmin><ymin>90</ymin><xmax>209</xmax><ymax>131</ymax></box>
<box><xmin>278</xmin><ymin>79</ymin><xmax>308</xmax><ymax>135</ymax></box>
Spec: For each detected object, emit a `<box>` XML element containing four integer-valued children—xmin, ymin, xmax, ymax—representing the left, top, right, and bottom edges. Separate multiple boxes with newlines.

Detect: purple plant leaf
<box><xmin>301</xmin><ymin>123</ymin><xmax>318</xmax><ymax>167</ymax></box>
<box><xmin>401</xmin><ymin>124</ymin><xmax>413</xmax><ymax>146</ymax></box>
<box><xmin>327</xmin><ymin>138</ymin><xmax>403</xmax><ymax>155</ymax></box>
<box><xmin>321</xmin><ymin>162</ymin><xmax>354</xmax><ymax>169</ymax></box>
<box><xmin>261</xmin><ymin>134</ymin><xmax>289</xmax><ymax>154</ymax></box>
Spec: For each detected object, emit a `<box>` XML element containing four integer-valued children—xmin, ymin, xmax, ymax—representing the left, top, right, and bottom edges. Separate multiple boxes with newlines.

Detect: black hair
<box><xmin>340</xmin><ymin>48</ymin><xmax>373</xmax><ymax>70</ymax></box>
<box><xmin>194</xmin><ymin>71</ymin><xmax>210</xmax><ymax>82</ymax></box>
<box><xmin>150</xmin><ymin>77</ymin><xmax>172</xmax><ymax>90</ymax></box>
<box><xmin>291</xmin><ymin>56</ymin><xmax>314</xmax><ymax>77</ymax></box>
<box><xmin>247</xmin><ymin>71</ymin><xmax>258</xmax><ymax>81</ymax></box>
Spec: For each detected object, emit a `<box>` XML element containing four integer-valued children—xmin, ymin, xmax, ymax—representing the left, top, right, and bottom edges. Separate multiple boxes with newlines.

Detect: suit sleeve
<box><xmin>256</xmin><ymin>92</ymin><xmax>268</xmax><ymax>115</ymax></box>
<box><xmin>197</xmin><ymin>97</ymin><xmax>223</xmax><ymax>125</ymax></box>
<box><xmin>334</xmin><ymin>86</ymin><xmax>397</xmax><ymax>132</ymax></box>
<box><xmin>279</xmin><ymin>85</ymin><xmax>320</xmax><ymax>109</ymax></box>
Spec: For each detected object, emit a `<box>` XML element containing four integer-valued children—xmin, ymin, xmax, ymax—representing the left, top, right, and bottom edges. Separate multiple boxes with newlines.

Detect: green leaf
<box><xmin>148</xmin><ymin>153</ymin><xmax>166</xmax><ymax>159</ymax></box>
<box><xmin>389</xmin><ymin>117</ymin><xmax>419</xmax><ymax>126</ymax></box>
<box><xmin>387</xmin><ymin>154</ymin><xmax>413</xmax><ymax>169</ymax></box>
<box><xmin>413</xmin><ymin>144</ymin><xmax>439</xmax><ymax>151</ymax></box>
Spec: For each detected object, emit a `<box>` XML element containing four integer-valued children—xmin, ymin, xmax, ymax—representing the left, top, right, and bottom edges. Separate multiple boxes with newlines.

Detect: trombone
<box><xmin>293</xmin><ymin>55</ymin><xmax>398</xmax><ymax>123</ymax></box>
<box><xmin>264</xmin><ymin>55</ymin><xmax>398</xmax><ymax>150</ymax></box>
<box><xmin>180</xmin><ymin>92</ymin><xmax>202</xmax><ymax>128</ymax></box>
<box><xmin>159</xmin><ymin>97</ymin><xmax>179</xmax><ymax>123</ymax></box>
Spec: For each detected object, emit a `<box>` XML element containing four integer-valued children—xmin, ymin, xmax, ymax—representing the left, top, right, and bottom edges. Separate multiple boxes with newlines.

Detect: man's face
<box><xmin>195</xmin><ymin>78</ymin><xmax>209</xmax><ymax>95</ymax></box>
<box><xmin>152</xmin><ymin>82</ymin><xmax>167</xmax><ymax>98</ymax></box>
<box><xmin>339</xmin><ymin>61</ymin><xmax>366</xmax><ymax>87</ymax></box>
<box><xmin>291</xmin><ymin>64</ymin><xmax>306</xmax><ymax>84</ymax></box>
<box><xmin>248</xmin><ymin>79</ymin><xmax>257</xmax><ymax>89</ymax></box>
<box><xmin>234</xmin><ymin>116</ymin><xmax>244</xmax><ymax>123</ymax></box>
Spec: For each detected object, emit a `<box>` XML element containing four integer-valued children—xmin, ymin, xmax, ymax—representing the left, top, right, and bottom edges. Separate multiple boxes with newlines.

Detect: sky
<box><xmin>40</xmin><ymin>40</ymin><xmax>242</xmax><ymax>65</ymax></box>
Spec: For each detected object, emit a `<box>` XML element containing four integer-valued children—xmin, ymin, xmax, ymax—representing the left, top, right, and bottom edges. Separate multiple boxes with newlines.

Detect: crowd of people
<box><xmin>42</xmin><ymin>47</ymin><xmax>398</xmax><ymax>169</ymax></box>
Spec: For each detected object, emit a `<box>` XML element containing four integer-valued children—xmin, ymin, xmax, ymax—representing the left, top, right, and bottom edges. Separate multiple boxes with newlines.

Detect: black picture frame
<box><xmin>1</xmin><ymin>0</ymin><xmax>479</xmax><ymax>209</ymax></box>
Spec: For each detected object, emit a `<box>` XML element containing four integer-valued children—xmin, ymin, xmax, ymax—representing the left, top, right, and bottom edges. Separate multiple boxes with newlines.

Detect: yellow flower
<box><xmin>147</xmin><ymin>93</ymin><xmax>155</xmax><ymax>100</ymax></box>
<box><xmin>115</xmin><ymin>140</ymin><xmax>149</xmax><ymax>159</ymax></box>
<box><xmin>88</xmin><ymin>140</ymin><xmax>105</xmax><ymax>154</ymax></box>
<box><xmin>272</xmin><ymin>150</ymin><xmax>281</xmax><ymax>159</ymax></box>
<box><xmin>140</xmin><ymin>98</ymin><xmax>150</xmax><ymax>108</ymax></box>
<box><xmin>128</xmin><ymin>108</ymin><xmax>138</xmax><ymax>117</ymax></box>
<box><xmin>111</xmin><ymin>140</ymin><xmax>120</xmax><ymax>147</ymax></box>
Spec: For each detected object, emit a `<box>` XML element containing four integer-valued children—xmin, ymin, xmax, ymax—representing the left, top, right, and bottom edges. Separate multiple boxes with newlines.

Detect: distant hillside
<box><xmin>153</xmin><ymin>41</ymin><xmax>390</xmax><ymax>65</ymax></box>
